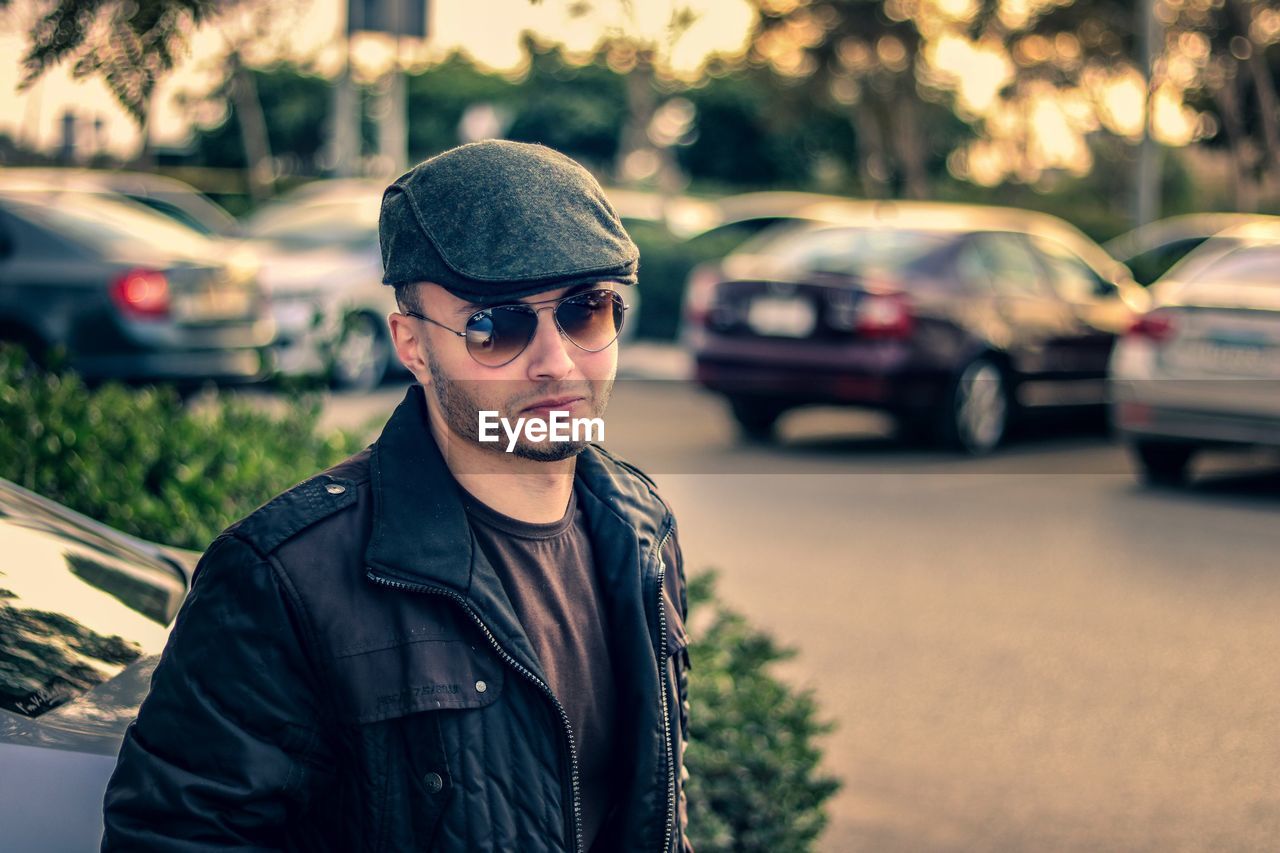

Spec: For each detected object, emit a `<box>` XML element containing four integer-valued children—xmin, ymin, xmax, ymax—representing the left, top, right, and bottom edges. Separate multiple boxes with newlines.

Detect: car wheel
<box><xmin>729</xmin><ymin>397</ymin><xmax>786</xmax><ymax>443</ymax></box>
<box><xmin>331</xmin><ymin>313</ymin><xmax>390</xmax><ymax>391</ymax></box>
<box><xmin>1131</xmin><ymin>440</ymin><xmax>1196</xmax><ymax>487</ymax></box>
<box><xmin>938</xmin><ymin>357</ymin><xmax>1008</xmax><ymax>455</ymax></box>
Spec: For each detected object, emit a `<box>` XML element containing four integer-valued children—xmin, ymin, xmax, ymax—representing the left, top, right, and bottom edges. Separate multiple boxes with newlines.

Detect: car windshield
<box><xmin>750</xmin><ymin>224</ymin><xmax>949</xmax><ymax>276</ymax></box>
<box><xmin>1179</xmin><ymin>244</ymin><xmax>1280</xmax><ymax>288</ymax></box>
<box><xmin>248</xmin><ymin>196</ymin><xmax>381</xmax><ymax>250</ymax></box>
<box><xmin>4</xmin><ymin>191</ymin><xmax>215</xmax><ymax>257</ymax></box>
<box><xmin>1157</xmin><ymin>236</ymin><xmax>1245</xmax><ymax>285</ymax></box>
<box><xmin>0</xmin><ymin>489</ymin><xmax>185</xmax><ymax>718</ymax></box>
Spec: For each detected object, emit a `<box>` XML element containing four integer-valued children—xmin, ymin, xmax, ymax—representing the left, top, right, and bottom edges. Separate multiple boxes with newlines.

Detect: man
<box><xmin>102</xmin><ymin>140</ymin><xmax>692</xmax><ymax>853</ymax></box>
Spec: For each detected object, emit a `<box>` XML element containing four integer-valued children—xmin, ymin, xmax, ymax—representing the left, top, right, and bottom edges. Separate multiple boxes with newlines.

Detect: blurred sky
<box><xmin>0</xmin><ymin>0</ymin><xmax>756</xmax><ymax>158</ymax></box>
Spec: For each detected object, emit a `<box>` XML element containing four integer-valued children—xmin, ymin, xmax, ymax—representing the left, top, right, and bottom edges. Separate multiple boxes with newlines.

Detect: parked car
<box><xmin>0</xmin><ymin>188</ymin><xmax>273</xmax><ymax>385</ymax></box>
<box><xmin>0</xmin><ymin>168</ymin><xmax>242</xmax><ymax>239</ymax></box>
<box><xmin>242</xmin><ymin>182</ymin><xmax>403</xmax><ymax>389</ymax></box>
<box><xmin>1109</xmin><ymin>221</ymin><xmax>1280</xmax><ymax>485</ymax></box>
<box><xmin>683</xmin><ymin>200</ymin><xmax>1148</xmax><ymax>452</ymax></box>
<box><xmin>0</xmin><ymin>478</ymin><xmax>195</xmax><ymax>851</ymax></box>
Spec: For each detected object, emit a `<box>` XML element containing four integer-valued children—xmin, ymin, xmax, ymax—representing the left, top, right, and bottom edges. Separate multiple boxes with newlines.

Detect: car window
<box><xmin>960</xmin><ymin>233</ymin><xmax>1049</xmax><ymax>297</ymax></box>
<box><xmin>1125</xmin><ymin>237</ymin><xmax>1208</xmax><ymax>286</ymax></box>
<box><xmin>1</xmin><ymin>192</ymin><xmax>214</xmax><ymax>258</ymax></box>
<box><xmin>0</xmin><ymin>206</ymin><xmax>84</xmax><ymax>261</ymax></box>
<box><xmin>129</xmin><ymin>197</ymin><xmax>219</xmax><ymax>237</ymax></box>
<box><xmin>0</xmin><ymin>501</ymin><xmax>185</xmax><ymax>718</ymax></box>
<box><xmin>757</xmin><ymin>225</ymin><xmax>949</xmax><ymax>276</ymax></box>
<box><xmin>1030</xmin><ymin>236</ymin><xmax>1116</xmax><ymax>301</ymax></box>
<box><xmin>1158</xmin><ymin>236</ymin><xmax>1244</xmax><ymax>284</ymax></box>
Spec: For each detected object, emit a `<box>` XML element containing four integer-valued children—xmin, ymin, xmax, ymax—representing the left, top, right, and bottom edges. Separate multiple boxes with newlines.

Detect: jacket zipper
<box><xmin>654</xmin><ymin>524</ymin><xmax>676</xmax><ymax>853</ymax></box>
<box><xmin>366</xmin><ymin>571</ymin><xmax>585</xmax><ymax>853</ymax></box>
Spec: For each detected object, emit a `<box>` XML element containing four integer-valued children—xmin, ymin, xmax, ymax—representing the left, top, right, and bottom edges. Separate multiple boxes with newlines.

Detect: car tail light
<box><xmin>1126</xmin><ymin>309</ymin><xmax>1176</xmax><ymax>343</ymax></box>
<box><xmin>110</xmin><ymin>269</ymin><xmax>170</xmax><ymax>319</ymax></box>
<box><xmin>855</xmin><ymin>293</ymin><xmax>914</xmax><ymax>339</ymax></box>
<box><xmin>683</xmin><ymin>265</ymin><xmax>720</xmax><ymax>327</ymax></box>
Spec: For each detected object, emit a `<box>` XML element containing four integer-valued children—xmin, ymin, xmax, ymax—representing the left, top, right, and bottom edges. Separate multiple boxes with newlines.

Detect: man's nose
<box><xmin>523</xmin><ymin>307</ymin><xmax>575</xmax><ymax>381</ymax></box>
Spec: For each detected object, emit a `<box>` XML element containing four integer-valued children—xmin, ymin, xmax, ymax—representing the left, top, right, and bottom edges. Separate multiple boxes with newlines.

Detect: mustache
<box><xmin>506</xmin><ymin>381</ymin><xmax>599</xmax><ymax>412</ymax></box>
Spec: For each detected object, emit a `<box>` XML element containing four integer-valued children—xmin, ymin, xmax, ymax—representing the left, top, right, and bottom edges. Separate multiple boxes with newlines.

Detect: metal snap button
<box><xmin>423</xmin><ymin>772</ymin><xmax>444</xmax><ymax>794</ymax></box>
<box><xmin>325</xmin><ymin>483</ymin><xmax>346</xmax><ymax>495</ymax></box>
<box><xmin>475</xmin><ymin>680</ymin><xmax>487</xmax><ymax>694</ymax></box>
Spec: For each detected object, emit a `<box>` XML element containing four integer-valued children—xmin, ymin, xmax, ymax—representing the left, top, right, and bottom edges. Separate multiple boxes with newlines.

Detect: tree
<box><xmin>746</xmin><ymin>0</ymin><xmax>982</xmax><ymax>199</ymax></box>
<box><xmin>11</xmin><ymin>0</ymin><xmax>231</xmax><ymax>130</ymax></box>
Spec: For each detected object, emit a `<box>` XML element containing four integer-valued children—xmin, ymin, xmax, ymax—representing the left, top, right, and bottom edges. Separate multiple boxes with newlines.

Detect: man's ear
<box><xmin>387</xmin><ymin>312</ymin><xmax>432</xmax><ymax>387</ymax></box>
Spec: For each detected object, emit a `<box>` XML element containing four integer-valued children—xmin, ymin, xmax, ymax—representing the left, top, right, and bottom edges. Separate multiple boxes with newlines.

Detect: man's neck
<box><xmin>424</xmin><ymin>393</ymin><xmax>577</xmax><ymax>524</ymax></box>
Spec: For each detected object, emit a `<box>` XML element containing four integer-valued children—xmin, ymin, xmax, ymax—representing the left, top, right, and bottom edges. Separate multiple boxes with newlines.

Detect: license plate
<box><xmin>1171</xmin><ymin>340</ymin><xmax>1279</xmax><ymax>377</ymax></box>
<box><xmin>173</xmin><ymin>288</ymin><xmax>253</xmax><ymax>323</ymax></box>
<box><xmin>747</xmin><ymin>296</ymin><xmax>816</xmax><ymax>338</ymax></box>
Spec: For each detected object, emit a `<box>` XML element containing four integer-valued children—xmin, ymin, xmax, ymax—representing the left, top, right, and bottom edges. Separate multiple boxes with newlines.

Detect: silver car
<box><xmin>244</xmin><ymin>186</ymin><xmax>402</xmax><ymax>390</ymax></box>
<box><xmin>1110</xmin><ymin>222</ymin><xmax>1280</xmax><ymax>485</ymax></box>
<box><xmin>0</xmin><ymin>479</ymin><xmax>195</xmax><ymax>850</ymax></box>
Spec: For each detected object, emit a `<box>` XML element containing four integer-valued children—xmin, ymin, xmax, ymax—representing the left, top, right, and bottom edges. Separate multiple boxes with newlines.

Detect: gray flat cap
<box><xmin>379</xmin><ymin>140</ymin><xmax>638</xmax><ymax>301</ymax></box>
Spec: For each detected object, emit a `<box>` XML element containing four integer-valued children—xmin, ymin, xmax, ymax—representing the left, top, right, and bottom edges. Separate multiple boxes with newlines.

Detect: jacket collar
<box><xmin>364</xmin><ymin>386</ymin><xmax>670</xmax><ymax>597</ymax></box>
<box><xmin>365</xmin><ymin>387</ymin><xmax>475</xmax><ymax>593</ymax></box>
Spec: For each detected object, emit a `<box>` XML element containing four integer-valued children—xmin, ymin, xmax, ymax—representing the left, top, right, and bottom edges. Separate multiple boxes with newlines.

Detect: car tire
<box><xmin>1131</xmin><ymin>440</ymin><xmax>1196</xmax><ymax>487</ymax></box>
<box><xmin>937</xmin><ymin>357</ymin><xmax>1009</xmax><ymax>455</ymax></box>
<box><xmin>729</xmin><ymin>397</ymin><xmax>786</xmax><ymax>443</ymax></box>
<box><xmin>331</xmin><ymin>312</ymin><xmax>391</xmax><ymax>391</ymax></box>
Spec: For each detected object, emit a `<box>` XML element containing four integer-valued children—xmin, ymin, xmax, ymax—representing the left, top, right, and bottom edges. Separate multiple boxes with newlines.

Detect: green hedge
<box><xmin>0</xmin><ymin>347</ymin><xmax>839</xmax><ymax>849</ymax></box>
<box><xmin>685</xmin><ymin>571</ymin><xmax>841</xmax><ymax>851</ymax></box>
<box><xmin>0</xmin><ymin>348</ymin><xmax>363</xmax><ymax>551</ymax></box>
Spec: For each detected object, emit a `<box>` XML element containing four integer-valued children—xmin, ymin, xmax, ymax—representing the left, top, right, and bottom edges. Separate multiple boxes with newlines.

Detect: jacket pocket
<box><xmin>328</xmin><ymin>640</ymin><xmax>505</xmax><ymax>851</ymax></box>
<box><xmin>331</xmin><ymin>639</ymin><xmax>505</xmax><ymax>723</ymax></box>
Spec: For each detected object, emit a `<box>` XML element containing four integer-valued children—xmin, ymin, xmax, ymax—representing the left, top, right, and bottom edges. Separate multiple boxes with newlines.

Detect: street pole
<box><xmin>329</xmin><ymin>23</ymin><xmax>360</xmax><ymax>177</ymax></box>
<box><xmin>378</xmin><ymin>37</ymin><xmax>408</xmax><ymax>176</ymax></box>
<box><xmin>1135</xmin><ymin>0</ymin><xmax>1162</xmax><ymax>227</ymax></box>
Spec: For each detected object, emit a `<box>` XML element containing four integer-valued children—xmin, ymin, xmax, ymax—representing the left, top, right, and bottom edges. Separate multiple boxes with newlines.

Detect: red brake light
<box><xmin>1126</xmin><ymin>309</ymin><xmax>1176</xmax><ymax>342</ymax></box>
<box><xmin>855</xmin><ymin>293</ymin><xmax>914</xmax><ymax>339</ymax></box>
<box><xmin>110</xmin><ymin>269</ymin><xmax>170</xmax><ymax>319</ymax></box>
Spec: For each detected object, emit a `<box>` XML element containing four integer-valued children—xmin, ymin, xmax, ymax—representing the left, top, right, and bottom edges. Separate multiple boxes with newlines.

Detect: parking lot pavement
<box><xmin>316</xmin><ymin>377</ymin><xmax>1280</xmax><ymax>852</ymax></box>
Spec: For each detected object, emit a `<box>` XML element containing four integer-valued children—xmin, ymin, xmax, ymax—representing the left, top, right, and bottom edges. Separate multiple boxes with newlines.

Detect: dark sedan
<box><xmin>0</xmin><ymin>189</ymin><xmax>273</xmax><ymax>385</ymax></box>
<box><xmin>0</xmin><ymin>478</ymin><xmax>193</xmax><ymax>851</ymax></box>
<box><xmin>683</xmin><ymin>201</ymin><xmax>1148</xmax><ymax>452</ymax></box>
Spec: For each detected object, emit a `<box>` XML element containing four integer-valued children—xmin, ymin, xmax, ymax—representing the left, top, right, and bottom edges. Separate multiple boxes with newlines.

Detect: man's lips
<box><xmin>520</xmin><ymin>396</ymin><xmax>585</xmax><ymax>415</ymax></box>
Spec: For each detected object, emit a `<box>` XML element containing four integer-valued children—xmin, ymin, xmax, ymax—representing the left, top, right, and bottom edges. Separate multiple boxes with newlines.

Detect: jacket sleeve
<box><xmin>662</xmin><ymin>523</ymin><xmax>695</xmax><ymax>853</ymax></box>
<box><xmin>102</xmin><ymin>533</ymin><xmax>335</xmax><ymax>852</ymax></box>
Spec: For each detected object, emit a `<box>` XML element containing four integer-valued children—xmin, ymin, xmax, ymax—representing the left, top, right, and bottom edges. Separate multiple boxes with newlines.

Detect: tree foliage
<box><xmin>11</xmin><ymin>0</ymin><xmax>229</xmax><ymax>123</ymax></box>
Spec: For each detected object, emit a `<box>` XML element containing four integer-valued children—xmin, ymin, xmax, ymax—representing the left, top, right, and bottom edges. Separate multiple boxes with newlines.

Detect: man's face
<box><xmin>389</xmin><ymin>282</ymin><xmax>620</xmax><ymax>462</ymax></box>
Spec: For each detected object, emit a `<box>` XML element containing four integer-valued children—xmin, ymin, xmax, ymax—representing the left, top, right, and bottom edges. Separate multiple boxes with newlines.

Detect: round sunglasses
<box><xmin>404</xmin><ymin>289</ymin><xmax>628</xmax><ymax>367</ymax></box>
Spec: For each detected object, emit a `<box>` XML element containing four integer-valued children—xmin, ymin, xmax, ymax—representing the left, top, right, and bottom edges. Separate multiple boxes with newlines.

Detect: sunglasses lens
<box><xmin>556</xmin><ymin>291</ymin><xmax>624</xmax><ymax>352</ymax></box>
<box><xmin>465</xmin><ymin>307</ymin><xmax>538</xmax><ymax>366</ymax></box>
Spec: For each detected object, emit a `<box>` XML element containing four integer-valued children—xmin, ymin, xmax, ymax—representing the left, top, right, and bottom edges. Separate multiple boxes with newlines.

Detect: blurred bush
<box><xmin>0</xmin><ymin>347</ymin><xmax>362</xmax><ymax>551</ymax></box>
<box><xmin>685</xmin><ymin>571</ymin><xmax>841</xmax><ymax>852</ymax></box>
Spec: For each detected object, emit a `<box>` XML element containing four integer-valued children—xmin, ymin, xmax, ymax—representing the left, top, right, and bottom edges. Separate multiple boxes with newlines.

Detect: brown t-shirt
<box><xmin>462</xmin><ymin>487</ymin><xmax>618</xmax><ymax>850</ymax></box>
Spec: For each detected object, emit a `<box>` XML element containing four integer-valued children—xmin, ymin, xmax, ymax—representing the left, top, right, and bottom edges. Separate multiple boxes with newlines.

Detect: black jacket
<box><xmin>102</xmin><ymin>387</ymin><xmax>691</xmax><ymax>852</ymax></box>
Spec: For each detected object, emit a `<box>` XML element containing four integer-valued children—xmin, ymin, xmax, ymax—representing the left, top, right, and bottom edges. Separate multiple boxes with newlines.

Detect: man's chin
<box><xmin>506</xmin><ymin>440</ymin><xmax>591</xmax><ymax>462</ymax></box>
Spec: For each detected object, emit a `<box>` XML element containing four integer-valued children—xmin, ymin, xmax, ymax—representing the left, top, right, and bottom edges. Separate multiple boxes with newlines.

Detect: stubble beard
<box><xmin>424</xmin><ymin>344</ymin><xmax>612</xmax><ymax>462</ymax></box>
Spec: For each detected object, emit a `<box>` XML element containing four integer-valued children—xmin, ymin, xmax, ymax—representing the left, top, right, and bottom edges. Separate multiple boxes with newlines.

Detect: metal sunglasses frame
<box><xmin>402</xmin><ymin>289</ymin><xmax>630</xmax><ymax>367</ymax></box>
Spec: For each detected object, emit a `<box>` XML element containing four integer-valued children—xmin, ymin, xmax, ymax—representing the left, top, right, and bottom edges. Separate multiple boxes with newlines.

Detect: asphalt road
<box><xmin>319</xmin><ymin>380</ymin><xmax>1280</xmax><ymax>852</ymax></box>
